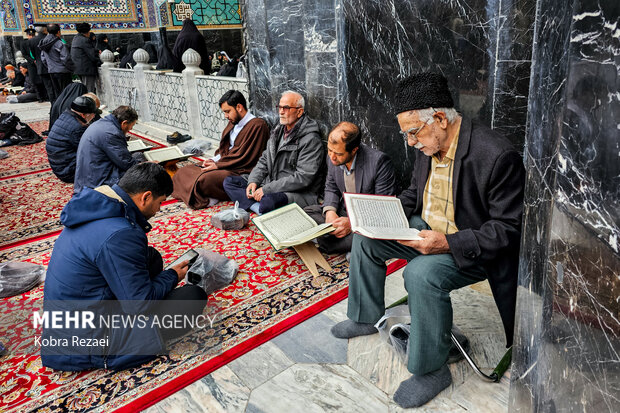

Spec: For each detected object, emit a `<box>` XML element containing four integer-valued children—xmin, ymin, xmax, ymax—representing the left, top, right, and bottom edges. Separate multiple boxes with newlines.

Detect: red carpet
<box><xmin>0</xmin><ymin>120</ymin><xmax>50</xmax><ymax>178</ymax></box>
<box><xmin>0</xmin><ymin>201</ymin><xmax>405</xmax><ymax>412</ymax></box>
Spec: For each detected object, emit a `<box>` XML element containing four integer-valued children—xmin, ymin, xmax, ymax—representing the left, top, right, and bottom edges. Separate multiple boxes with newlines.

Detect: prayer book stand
<box><xmin>292</xmin><ymin>241</ymin><xmax>332</xmax><ymax>277</ymax></box>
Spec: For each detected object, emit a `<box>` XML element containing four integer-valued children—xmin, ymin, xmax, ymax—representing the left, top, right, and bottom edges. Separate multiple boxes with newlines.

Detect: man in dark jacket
<box><xmin>31</xmin><ymin>24</ymin><xmax>53</xmax><ymax>103</ymax></box>
<box><xmin>71</xmin><ymin>22</ymin><xmax>100</xmax><ymax>93</ymax></box>
<box><xmin>42</xmin><ymin>163</ymin><xmax>208</xmax><ymax>371</ymax></box>
<box><xmin>38</xmin><ymin>24</ymin><xmax>72</xmax><ymax>102</ymax></box>
<box><xmin>223</xmin><ymin>90</ymin><xmax>325</xmax><ymax>214</ymax></box>
<box><xmin>74</xmin><ymin>105</ymin><xmax>140</xmax><ymax>193</ymax></box>
<box><xmin>46</xmin><ymin>96</ymin><xmax>98</xmax><ymax>182</ymax></box>
<box><xmin>330</xmin><ymin>73</ymin><xmax>525</xmax><ymax>408</ymax></box>
<box><xmin>304</xmin><ymin>121</ymin><xmax>397</xmax><ymax>254</ymax></box>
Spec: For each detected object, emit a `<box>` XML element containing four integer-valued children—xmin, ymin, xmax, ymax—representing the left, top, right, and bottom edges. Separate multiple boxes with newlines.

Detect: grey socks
<box><xmin>331</xmin><ymin>320</ymin><xmax>378</xmax><ymax>339</ymax></box>
<box><xmin>393</xmin><ymin>364</ymin><xmax>452</xmax><ymax>408</ymax></box>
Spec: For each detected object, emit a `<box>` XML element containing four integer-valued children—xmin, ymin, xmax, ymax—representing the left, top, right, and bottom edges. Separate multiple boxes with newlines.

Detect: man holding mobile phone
<box><xmin>42</xmin><ymin>163</ymin><xmax>208</xmax><ymax>371</ymax></box>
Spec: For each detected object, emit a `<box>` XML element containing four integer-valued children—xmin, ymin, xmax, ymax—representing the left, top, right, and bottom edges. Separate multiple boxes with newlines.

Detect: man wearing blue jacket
<box><xmin>74</xmin><ymin>105</ymin><xmax>140</xmax><ymax>194</ymax></box>
<box><xmin>42</xmin><ymin>163</ymin><xmax>208</xmax><ymax>371</ymax></box>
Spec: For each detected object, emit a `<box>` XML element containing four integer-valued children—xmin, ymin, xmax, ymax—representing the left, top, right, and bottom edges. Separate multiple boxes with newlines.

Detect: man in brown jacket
<box><xmin>172</xmin><ymin>90</ymin><xmax>270</xmax><ymax>208</ymax></box>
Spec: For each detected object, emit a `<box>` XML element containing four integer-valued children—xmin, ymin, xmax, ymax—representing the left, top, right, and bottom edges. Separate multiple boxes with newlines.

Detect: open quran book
<box><xmin>127</xmin><ymin>139</ymin><xmax>152</xmax><ymax>152</ymax></box>
<box><xmin>252</xmin><ymin>203</ymin><xmax>334</xmax><ymax>251</ymax></box>
<box><xmin>343</xmin><ymin>193</ymin><xmax>422</xmax><ymax>240</ymax></box>
<box><xmin>143</xmin><ymin>146</ymin><xmax>191</xmax><ymax>163</ymax></box>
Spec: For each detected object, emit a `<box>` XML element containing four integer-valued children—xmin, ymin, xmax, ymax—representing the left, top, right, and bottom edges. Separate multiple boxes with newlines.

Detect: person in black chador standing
<box><xmin>172</xmin><ymin>19</ymin><xmax>210</xmax><ymax>74</ymax></box>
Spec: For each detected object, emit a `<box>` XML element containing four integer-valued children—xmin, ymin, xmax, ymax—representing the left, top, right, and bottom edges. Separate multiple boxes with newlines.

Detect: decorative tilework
<box><xmin>145</xmin><ymin>0</ymin><xmax>156</xmax><ymax>27</ymax></box>
<box><xmin>196</xmin><ymin>75</ymin><xmax>248</xmax><ymax>140</ymax></box>
<box><xmin>1</xmin><ymin>0</ymin><xmax>21</xmax><ymax>32</ymax></box>
<box><xmin>170</xmin><ymin>0</ymin><xmax>240</xmax><ymax>27</ymax></box>
<box><xmin>22</xmin><ymin>0</ymin><xmax>147</xmax><ymax>31</ymax></box>
<box><xmin>158</xmin><ymin>0</ymin><xmax>168</xmax><ymax>26</ymax></box>
<box><xmin>144</xmin><ymin>71</ymin><xmax>189</xmax><ymax>130</ymax></box>
<box><xmin>108</xmin><ymin>68</ymin><xmax>137</xmax><ymax>109</ymax></box>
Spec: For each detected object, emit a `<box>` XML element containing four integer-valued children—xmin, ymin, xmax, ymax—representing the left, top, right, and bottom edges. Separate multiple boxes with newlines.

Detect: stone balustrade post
<box><xmin>181</xmin><ymin>48</ymin><xmax>205</xmax><ymax>139</ymax></box>
<box><xmin>131</xmin><ymin>48</ymin><xmax>152</xmax><ymax>122</ymax></box>
<box><xmin>99</xmin><ymin>49</ymin><xmax>115</xmax><ymax>109</ymax></box>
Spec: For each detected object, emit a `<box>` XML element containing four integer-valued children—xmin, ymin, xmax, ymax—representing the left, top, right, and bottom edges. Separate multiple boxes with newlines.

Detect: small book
<box><xmin>252</xmin><ymin>203</ymin><xmax>335</xmax><ymax>251</ymax></box>
<box><xmin>127</xmin><ymin>139</ymin><xmax>152</xmax><ymax>152</ymax></box>
<box><xmin>343</xmin><ymin>193</ymin><xmax>422</xmax><ymax>240</ymax></box>
<box><xmin>143</xmin><ymin>146</ymin><xmax>191</xmax><ymax>163</ymax></box>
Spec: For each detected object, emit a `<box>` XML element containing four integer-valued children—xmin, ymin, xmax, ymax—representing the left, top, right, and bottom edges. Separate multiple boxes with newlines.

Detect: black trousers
<box><xmin>40</xmin><ymin>74</ymin><xmax>55</xmax><ymax>104</ymax></box>
<box><xmin>146</xmin><ymin>247</ymin><xmax>209</xmax><ymax>341</ymax></box>
<box><xmin>49</xmin><ymin>73</ymin><xmax>72</xmax><ymax>104</ymax></box>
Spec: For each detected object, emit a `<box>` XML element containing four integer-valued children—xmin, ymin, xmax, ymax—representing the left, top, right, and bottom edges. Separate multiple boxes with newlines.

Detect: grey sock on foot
<box><xmin>331</xmin><ymin>320</ymin><xmax>378</xmax><ymax>339</ymax></box>
<box><xmin>393</xmin><ymin>364</ymin><xmax>452</xmax><ymax>408</ymax></box>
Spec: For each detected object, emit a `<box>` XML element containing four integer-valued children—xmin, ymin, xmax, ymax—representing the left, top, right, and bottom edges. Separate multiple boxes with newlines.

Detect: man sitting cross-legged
<box><xmin>172</xmin><ymin>90</ymin><xmax>270</xmax><ymax>208</ymax></box>
<box><xmin>223</xmin><ymin>90</ymin><xmax>325</xmax><ymax>214</ymax></box>
<box><xmin>330</xmin><ymin>73</ymin><xmax>525</xmax><ymax>408</ymax></box>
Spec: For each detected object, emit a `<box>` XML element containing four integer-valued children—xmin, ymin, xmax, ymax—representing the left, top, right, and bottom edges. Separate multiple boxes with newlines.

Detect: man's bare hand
<box><xmin>201</xmin><ymin>161</ymin><xmax>218</xmax><ymax>172</ymax></box>
<box><xmin>331</xmin><ymin>217</ymin><xmax>352</xmax><ymax>238</ymax></box>
<box><xmin>171</xmin><ymin>260</ymin><xmax>190</xmax><ymax>283</ymax></box>
<box><xmin>398</xmin><ymin>230</ymin><xmax>450</xmax><ymax>255</ymax></box>
<box><xmin>246</xmin><ymin>183</ymin><xmax>257</xmax><ymax>199</ymax></box>
<box><xmin>253</xmin><ymin>187</ymin><xmax>264</xmax><ymax>201</ymax></box>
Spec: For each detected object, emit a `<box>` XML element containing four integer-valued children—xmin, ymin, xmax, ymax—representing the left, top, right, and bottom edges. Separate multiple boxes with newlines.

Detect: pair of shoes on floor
<box><xmin>166</xmin><ymin>131</ymin><xmax>192</xmax><ymax>144</ymax></box>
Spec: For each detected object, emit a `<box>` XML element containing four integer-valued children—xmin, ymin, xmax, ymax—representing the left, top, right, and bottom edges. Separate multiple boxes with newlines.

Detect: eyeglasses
<box><xmin>399</xmin><ymin>119</ymin><xmax>433</xmax><ymax>142</ymax></box>
<box><xmin>276</xmin><ymin>105</ymin><xmax>302</xmax><ymax>112</ymax></box>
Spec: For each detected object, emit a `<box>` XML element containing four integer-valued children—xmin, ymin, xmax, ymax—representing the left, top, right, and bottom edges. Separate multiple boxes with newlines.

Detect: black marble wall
<box><xmin>509</xmin><ymin>0</ymin><xmax>619</xmax><ymax>411</ymax></box>
<box><xmin>244</xmin><ymin>0</ymin><xmax>534</xmax><ymax>186</ymax></box>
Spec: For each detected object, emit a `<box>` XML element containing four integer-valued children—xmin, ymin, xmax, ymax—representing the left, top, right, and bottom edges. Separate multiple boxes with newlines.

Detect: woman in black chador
<box><xmin>172</xmin><ymin>19</ymin><xmax>211</xmax><ymax>74</ymax></box>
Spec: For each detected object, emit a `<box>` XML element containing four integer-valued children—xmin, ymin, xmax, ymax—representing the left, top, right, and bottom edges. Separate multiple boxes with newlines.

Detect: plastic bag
<box><xmin>178</xmin><ymin>139</ymin><xmax>212</xmax><ymax>156</ymax></box>
<box><xmin>185</xmin><ymin>249</ymin><xmax>238</xmax><ymax>295</ymax></box>
<box><xmin>211</xmin><ymin>201</ymin><xmax>250</xmax><ymax>230</ymax></box>
<box><xmin>0</xmin><ymin>261</ymin><xmax>46</xmax><ymax>298</ymax></box>
<box><xmin>7</xmin><ymin>95</ymin><xmax>18</xmax><ymax>104</ymax></box>
<box><xmin>375</xmin><ymin>304</ymin><xmax>411</xmax><ymax>364</ymax></box>
<box><xmin>0</xmin><ymin>149</ymin><xmax>8</xmax><ymax>159</ymax></box>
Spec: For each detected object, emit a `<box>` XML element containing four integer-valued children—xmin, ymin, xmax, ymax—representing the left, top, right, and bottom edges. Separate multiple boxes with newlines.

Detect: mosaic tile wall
<box><xmin>195</xmin><ymin>75</ymin><xmax>248</xmax><ymax>140</ymax></box>
<box><xmin>2</xmin><ymin>0</ymin><xmax>240</xmax><ymax>33</ymax></box>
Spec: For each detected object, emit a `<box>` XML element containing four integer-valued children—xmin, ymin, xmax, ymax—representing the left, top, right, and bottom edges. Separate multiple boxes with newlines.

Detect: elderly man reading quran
<box><xmin>330</xmin><ymin>73</ymin><xmax>525</xmax><ymax>408</ymax></box>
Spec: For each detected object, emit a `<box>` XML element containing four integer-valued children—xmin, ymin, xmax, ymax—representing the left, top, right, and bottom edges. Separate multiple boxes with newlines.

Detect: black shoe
<box><xmin>166</xmin><ymin>131</ymin><xmax>192</xmax><ymax>144</ymax></box>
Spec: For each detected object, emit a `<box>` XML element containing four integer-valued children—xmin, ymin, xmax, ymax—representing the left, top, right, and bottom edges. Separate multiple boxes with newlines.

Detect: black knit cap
<box><xmin>71</xmin><ymin>96</ymin><xmax>97</xmax><ymax>114</ymax></box>
<box><xmin>76</xmin><ymin>22</ymin><xmax>91</xmax><ymax>33</ymax></box>
<box><xmin>394</xmin><ymin>73</ymin><xmax>454</xmax><ymax>115</ymax></box>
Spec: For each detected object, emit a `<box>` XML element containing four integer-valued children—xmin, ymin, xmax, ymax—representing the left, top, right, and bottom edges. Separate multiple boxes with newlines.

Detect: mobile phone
<box><xmin>165</xmin><ymin>249</ymin><xmax>199</xmax><ymax>270</ymax></box>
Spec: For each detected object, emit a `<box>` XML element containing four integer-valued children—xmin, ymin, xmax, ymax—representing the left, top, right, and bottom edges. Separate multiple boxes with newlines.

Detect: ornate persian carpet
<box><xmin>0</xmin><ymin>170</ymin><xmax>74</xmax><ymax>248</ymax></box>
<box><xmin>0</xmin><ymin>120</ymin><xmax>50</xmax><ymax>178</ymax></box>
<box><xmin>0</xmin><ymin>201</ymin><xmax>406</xmax><ymax>412</ymax></box>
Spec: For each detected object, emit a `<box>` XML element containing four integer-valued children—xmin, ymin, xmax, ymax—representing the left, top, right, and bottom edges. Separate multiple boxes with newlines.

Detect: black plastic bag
<box><xmin>185</xmin><ymin>249</ymin><xmax>238</xmax><ymax>295</ymax></box>
<box><xmin>0</xmin><ymin>112</ymin><xmax>18</xmax><ymax>139</ymax></box>
<box><xmin>10</xmin><ymin>122</ymin><xmax>43</xmax><ymax>146</ymax></box>
<box><xmin>0</xmin><ymin>261</ymin><xmax>46</xmax><ymax>298</ymax></box>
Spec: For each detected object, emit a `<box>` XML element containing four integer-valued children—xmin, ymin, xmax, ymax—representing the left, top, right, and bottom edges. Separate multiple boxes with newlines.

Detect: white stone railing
<box><xmin>98</xmin><ymin>48</ymin><xmax>249</xmax><ymax>142</ymax></box>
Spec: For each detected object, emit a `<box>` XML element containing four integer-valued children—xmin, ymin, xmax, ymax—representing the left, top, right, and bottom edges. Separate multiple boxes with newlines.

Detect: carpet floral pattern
<box><xmin>0</xmin><ymin>171</ymin><xmax>73</xmax><ymax>247</ymax></box>
<box><xmin>0</xmin><ymin>120</ymin><xmax>50</xmax><ymax>178</ymax></box>
<box><xmin>0</xmin><ymin>201</ymin><xmax>352</xmax><ymax>412</ymax></box>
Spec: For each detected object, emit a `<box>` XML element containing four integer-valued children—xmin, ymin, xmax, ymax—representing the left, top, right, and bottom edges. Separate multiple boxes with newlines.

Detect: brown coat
<box><xmin>172</xmin><ymin>117</ymin><xmax>270</xmax><ymax>208</ymax></box>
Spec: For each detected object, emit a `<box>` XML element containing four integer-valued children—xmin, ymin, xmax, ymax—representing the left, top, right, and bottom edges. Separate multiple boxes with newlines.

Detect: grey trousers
<box><xmin>347</xmin><ymin>215</ymin><xmax>486</xmax><ymax>375</ymax></box>
<box><xmin>304</xmin><ymin>204</ymin><xmax>353</xmax><ymax>254</ymax></box>
<box><xmin>79</xmin><ymin>75</ymin><xmax>97</xmax><ymax>94</ymax></box>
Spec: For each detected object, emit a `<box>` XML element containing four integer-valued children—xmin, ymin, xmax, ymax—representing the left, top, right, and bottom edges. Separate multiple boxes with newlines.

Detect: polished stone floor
<box><xmin>146</xmin><ymin>270</ymin><xmax>511</xmax><ymax>413</ymax></box>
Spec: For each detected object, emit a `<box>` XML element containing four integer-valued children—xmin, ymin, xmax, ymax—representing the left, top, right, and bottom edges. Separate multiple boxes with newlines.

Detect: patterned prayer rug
<box><xmin>0</xmin><ymin>201</ymin><xmax>408</xmax><ymax>412</ymax></box>
<box><xmin>0</xmin><ymin>120</ymin><xmax>50</xmax><ymax>179</ymax></box>
<box><xmin>0</xmin><ymin>170</ymin><xmax>73</xmax><ymax>248</ymax></box>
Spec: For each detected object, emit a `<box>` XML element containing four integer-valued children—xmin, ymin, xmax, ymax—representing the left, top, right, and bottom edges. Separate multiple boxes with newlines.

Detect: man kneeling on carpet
<box><xmin>42</xmin><ymin>163</ymin><xmax>208</xmax><ymax>371</ymax></box>
<box><xmin>330</xmin><ymin>73</ymin><xmax>525</xmax><ymax>408</ymax></box>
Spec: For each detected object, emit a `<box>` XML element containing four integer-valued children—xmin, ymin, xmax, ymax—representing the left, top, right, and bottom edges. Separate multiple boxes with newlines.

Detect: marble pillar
<box><xmin>509</xmin><ymin>0</ymin><xmax>619</xmax><ymax>411</ymax></box>
<box><xmin>244</xmin><ymin>0</ymin><xmax>534</xmax><ymax>186</ymax></box>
